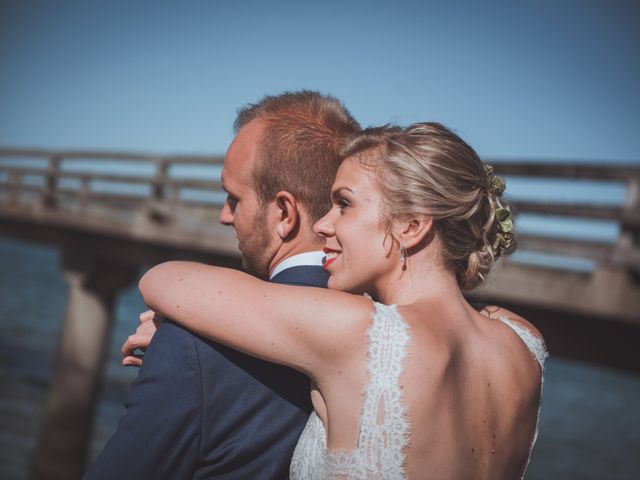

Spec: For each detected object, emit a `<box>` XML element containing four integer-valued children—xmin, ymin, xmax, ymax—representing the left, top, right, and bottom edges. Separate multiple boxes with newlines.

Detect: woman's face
<box><xmin>313</xmin><ymin>156</ymin><xmax>397</xmax><ymax>295</ymax></box>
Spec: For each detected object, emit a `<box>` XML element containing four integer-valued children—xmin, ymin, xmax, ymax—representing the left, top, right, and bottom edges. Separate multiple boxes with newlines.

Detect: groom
<box><xmin>83</xmin><ymin>91</ymin><xmax>360</xmax><ymax>479</ymax></box>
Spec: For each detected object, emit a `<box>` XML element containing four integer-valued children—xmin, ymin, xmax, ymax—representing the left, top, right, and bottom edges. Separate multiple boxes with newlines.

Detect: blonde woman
<box><xmin>139</xmin><ymin>122</ymin><xmax>546</xmax><ymax>479</ymax></box>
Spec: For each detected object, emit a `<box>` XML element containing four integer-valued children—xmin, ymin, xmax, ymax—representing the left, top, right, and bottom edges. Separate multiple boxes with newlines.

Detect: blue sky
<box><xmin>1</xmin><ymin>0</ymin><xmax>639</xmax><ymax>162</ymax></box>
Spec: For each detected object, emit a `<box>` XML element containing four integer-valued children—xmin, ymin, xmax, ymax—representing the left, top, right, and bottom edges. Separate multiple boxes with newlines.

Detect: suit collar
<box><xmin>270</xmin><ymin>264</ymin><xmax>328</xmax><ymax>288</ymax></box>
<box><xmin>269</xmin><ymin>251</ymin><xmax>325</xmax><ymax>280</ymax></box>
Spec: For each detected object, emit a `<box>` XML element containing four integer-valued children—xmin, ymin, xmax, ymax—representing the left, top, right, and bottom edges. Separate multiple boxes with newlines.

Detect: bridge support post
<box><xmin>32</xmin><ymin>253</ymin><xmax>137</xmax><ymax>480</ymax></box>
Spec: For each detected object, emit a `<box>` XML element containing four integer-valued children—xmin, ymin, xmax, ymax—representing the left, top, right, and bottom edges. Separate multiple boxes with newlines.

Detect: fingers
<box><xmin>122</xmin><ymin>322</ymin><xmax>157</xmax><ymax>353</ymax></box>
<box><xmin>122</xmin><ymin>310</ymin><xmax>161</xmax><ymax>368</ymax></box>
<box><xmin>122</xmin><ymin>354</ymin><xmax>143</xmax><ymax>367</ymax></box>
<box><xmin>122</xmin><ymin>332</ymin><xmax>149</xmax><ymax>356</ymax></box>
<box><xmin>121</xmin><ymin>333</ymin><xmax>150</xmax><ymax>368</ymax></box>
<box><xmin>139</xmin><ymin>309</ymin><xmax>156</xmax><ymax>323</ymax></box>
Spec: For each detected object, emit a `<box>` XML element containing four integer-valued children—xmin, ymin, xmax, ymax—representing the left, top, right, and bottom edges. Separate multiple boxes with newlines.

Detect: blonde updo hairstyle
<box><xmin>342</xmin><ymin>122</ymin><xmax>515</xmax><ymax>290</ymax></box>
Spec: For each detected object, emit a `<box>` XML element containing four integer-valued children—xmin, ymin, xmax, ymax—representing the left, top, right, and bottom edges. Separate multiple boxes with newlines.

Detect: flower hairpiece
<box><xmin>483</xmin><ymin>163</ymin><xmax>506</xmax><ymax>196</ymax></box>
<box><xmin>483</xmin><ymin>164</ymin><xmax>513</xmax><ymax>256</ymax></box>
<box><xmin>493</xmin><ymin>207</ymin><xmax>514</xmax><ymax>257</ymax></box>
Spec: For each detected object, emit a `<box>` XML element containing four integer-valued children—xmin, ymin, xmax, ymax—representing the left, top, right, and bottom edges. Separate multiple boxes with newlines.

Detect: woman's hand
<box><xmin>121</xmin><ymin>310</ymin><xmax>162</xmax><ymax>367</ymax></box>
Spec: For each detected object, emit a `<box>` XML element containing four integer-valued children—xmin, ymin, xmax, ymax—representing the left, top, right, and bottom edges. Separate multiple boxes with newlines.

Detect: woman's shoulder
<box><xmin>399</xmin><ymin>302</ymin><xmax>547</xmax><ymax>371</ymax></box>
<box><xmin>482</xmin><ymin>306</ymin><xmax>547</xmax><ymax>369</ymax></box>
<box><xmin>481</xmin><ymin>306</ymin><xmax>543</xmax><ymax>340</ymax></box>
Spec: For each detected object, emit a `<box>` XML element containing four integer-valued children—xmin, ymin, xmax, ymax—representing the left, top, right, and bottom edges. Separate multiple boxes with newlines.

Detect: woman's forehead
<box><xmin>333</xmin><ymin>157</ymin><xmax>381</xmax><ymax>198</ymax></box>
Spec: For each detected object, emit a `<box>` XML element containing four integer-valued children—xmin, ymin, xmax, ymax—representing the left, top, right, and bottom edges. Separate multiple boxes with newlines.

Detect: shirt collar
<box><xmin>269</xmin><ymin>251</ymin><xmax>325</xmax><ymax>280</ymax></box>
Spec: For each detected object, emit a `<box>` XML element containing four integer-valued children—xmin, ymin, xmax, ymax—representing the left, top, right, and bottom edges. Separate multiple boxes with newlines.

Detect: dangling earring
<box><xmin>400</xmin><ymin>244</ymin><xmax>408</xmax><ymax>271</ymax></box>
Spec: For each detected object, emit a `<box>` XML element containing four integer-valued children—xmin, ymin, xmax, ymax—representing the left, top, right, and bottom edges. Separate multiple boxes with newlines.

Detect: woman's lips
<box><xmin>323</xmin><ymin>257</ymin><xmax>337</xmax><ymax>270</ymax></box>
<box><xmin>322</xmin><ymin>248</ymin><xmax>340</xmax><ymax>270</ymax></box>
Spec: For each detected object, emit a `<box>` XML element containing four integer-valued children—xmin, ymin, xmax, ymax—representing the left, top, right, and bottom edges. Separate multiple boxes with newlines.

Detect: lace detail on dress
<box><xmin>497</xmin><ymin>315</ymin><xmax>548</xmax><ymax>480</ymax></box>
<box><xmin>290</xmin><ymin>302</ymin><xmax>411</xmax><ymax>479</ymax></box>
<box><xmin>497</xmin><ymin>316</ymin><xmax>548</xmax><ymax>370</ymax></box>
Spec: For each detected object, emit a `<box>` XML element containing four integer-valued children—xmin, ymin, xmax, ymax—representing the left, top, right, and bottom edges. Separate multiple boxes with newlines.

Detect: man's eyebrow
<box><xmin>223</xmin><ymin>185</ymin><xmax>240</xmax><ymax>198</ymax></box>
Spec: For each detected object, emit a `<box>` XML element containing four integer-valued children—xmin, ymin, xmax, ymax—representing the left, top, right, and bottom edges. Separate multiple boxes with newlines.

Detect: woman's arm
<box><xmin>139</xmin><ymin>261</ymin><xmax>371</xmax><ymax>376</ymax></box>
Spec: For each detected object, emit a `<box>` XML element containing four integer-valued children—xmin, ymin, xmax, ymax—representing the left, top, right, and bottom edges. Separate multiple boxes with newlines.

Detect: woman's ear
<box><xmin>396</xmin><ymin>215</ymin><xmax>433</xmax><ymax>249</ymax></box>
<box><xmin>274</xmin><ymin>191</ymin><xmax>299</xmax><ymax>239</ymax></box>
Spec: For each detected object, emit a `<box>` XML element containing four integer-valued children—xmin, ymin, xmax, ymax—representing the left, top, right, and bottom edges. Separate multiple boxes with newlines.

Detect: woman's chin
<box><xmin>327</xmin><ymin>275</ymin><xmax>348</xmax><ymax>293</ymax></box>
<box><xmin>328</xmin><ymin>277</ymin><xmax>365</xmax><ymax>296</ymax></box>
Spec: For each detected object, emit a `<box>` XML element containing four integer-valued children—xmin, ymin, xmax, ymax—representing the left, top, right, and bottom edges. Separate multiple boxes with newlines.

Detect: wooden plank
<box><xmin>0</xmin><ymin>166</ymin><xmax>222</xmax><ymax>190</ymax></box>
<box><xmin>0</xmin><ymin>147</ymin><xmax>223</xmax><ymax>164</ymax></box>
<box><xmin>53</xmin><ymin>187</ymin><xmax>220</xmax><ymax>206</ymax></box>
<box><xmin>164</xmin><ymin>156</ymin><xmax>224</xmax><ymax>165</ymax></box>
<box><xmin>512</xmin><ymin>201</ymin><xmax>624</xmax><ymax>220</ymax></box>
<box><xmin>491</xmin><ymin>162</ymin><xmax>640</xmax><ymax>181</ymax></box>
<box><xmin>0</xmin><ymin>185</ymin><xmax>223</xmax><ymax>210</ymax></box>
<box><xmin>515</xmin><ymin>235</ymin><xmax>640</xmax><ymax>271</ymax></box>
<box><xmin>0</xmin><ymin>165</ymin><xmax>49</xmax><ymax>176</ymax></box>
<box><xmin>516</xmin><ymin>234</ymin><xmax>612</xmax><ymax>257</ymax></box>
<box><xmin>473</xmin><ymin>261</ymin><xmax>640</xmax><ymax>323</ymax></box>
<box><xmin>0</xmin><ymin>183</ymin><xmax>42</xmax><ymax>193</ymax></box>
<box><xmin>0</xmin><ymin>166</ymin><xmax>155</xmax><ymax>185</ymax></box>
<box><xmin>0</xmin><ymin>206</ymin><xmax>239</xmax><ymax>261</ymax></box>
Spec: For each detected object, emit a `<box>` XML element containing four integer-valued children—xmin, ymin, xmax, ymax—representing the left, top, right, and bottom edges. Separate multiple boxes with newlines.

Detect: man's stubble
<box><xmin>240</xmin><ymin>203</ymin><xmax>273</xmax><ymax>278</ymax></box>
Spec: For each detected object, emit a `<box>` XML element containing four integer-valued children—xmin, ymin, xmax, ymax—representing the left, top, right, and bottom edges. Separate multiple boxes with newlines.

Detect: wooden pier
<box><xmin>0</xmin><ymin>147</ymin><xmax>639</xmax><ymax>479</ymax></box>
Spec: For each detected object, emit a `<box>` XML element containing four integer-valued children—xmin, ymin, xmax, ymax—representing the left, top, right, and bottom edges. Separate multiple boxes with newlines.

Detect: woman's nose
<box><xmin>313</xmin><ymin>210</ymin><xmax>335</xmax><ymax>238</ymax></box>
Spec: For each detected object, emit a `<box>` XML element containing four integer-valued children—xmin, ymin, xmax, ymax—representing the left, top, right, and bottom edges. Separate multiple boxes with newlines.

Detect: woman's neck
<box><xmin>373</xmin><ymin>260</ymin><xmax>461</xmax><ymax>306</ymax></box>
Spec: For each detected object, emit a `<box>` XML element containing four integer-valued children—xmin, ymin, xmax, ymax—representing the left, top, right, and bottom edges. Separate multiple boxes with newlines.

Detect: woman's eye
<box><xmin>337</xmin><ymin>198</ymin><xmax>350</xmax><ymax>211</ymax></box>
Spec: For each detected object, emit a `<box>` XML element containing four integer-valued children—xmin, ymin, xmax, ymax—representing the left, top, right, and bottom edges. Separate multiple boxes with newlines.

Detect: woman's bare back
<box><xmin>401</xmin><ymin>304</ymin><xmax>545</xmax><ymax>479</ymax></box>
<box><xmin>294</xmin><ymin>301</ymin><xmax>546</xmax><ymax>479</ymax></box>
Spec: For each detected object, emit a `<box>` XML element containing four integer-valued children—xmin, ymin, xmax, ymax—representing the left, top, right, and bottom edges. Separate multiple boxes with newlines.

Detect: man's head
<box><xmin>219</xmin><ymin>91</ymin><xmax>360</xmax><ymax>277</ymax></box>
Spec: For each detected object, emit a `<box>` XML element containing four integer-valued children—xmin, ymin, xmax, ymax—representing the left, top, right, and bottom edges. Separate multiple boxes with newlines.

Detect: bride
<box><xmin>138</xmin><ymin>122</ymin><xmax>546</xmax><ymax>479</ymax></box>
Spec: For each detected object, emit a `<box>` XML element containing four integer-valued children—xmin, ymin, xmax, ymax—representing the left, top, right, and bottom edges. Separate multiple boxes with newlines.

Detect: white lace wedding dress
<box><xmin>289</xmin><ymin>302</ymin><xmax>547</xmax><ymax>480</ymax></box>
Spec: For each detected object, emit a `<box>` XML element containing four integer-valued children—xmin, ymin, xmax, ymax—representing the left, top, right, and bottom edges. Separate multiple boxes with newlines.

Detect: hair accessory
<box><xmin>493</xmin><ymin>207</ymin><xmax>514</xmax><ymax>257</ymax></box>
<box><xmin>483</xmin><ymin>163</ymin><xmax>506</xmax><ymax>196</ymax></box>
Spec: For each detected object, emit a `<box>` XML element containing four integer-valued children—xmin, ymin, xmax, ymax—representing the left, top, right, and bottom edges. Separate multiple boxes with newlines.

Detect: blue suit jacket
<box><xmin>84</xmin><ymin>264</ymin><xmax>328</xmax><ymax>479</ymax></box>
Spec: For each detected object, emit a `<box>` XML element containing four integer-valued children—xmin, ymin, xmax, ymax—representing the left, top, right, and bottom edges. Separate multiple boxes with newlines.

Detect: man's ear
<box><xmin>396</xmin><ymin>215</ymin><xmax>434</xmax><ymax>249</ymax></box>
<box><xmin>274</xmin><ymin>191</ymin><xmax>299</xmax><ymax>239</ymax></box>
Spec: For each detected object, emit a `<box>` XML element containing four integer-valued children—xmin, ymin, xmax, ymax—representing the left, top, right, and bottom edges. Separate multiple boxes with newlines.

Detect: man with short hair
<box><xmin>83</xmin><ymin>91</ymin><xmax>359</xmax><ymax>479</ymax></box>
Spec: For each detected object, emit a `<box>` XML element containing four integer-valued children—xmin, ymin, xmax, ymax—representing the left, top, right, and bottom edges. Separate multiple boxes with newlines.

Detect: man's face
<box><xmin>219</xmin><ymin>120</ymin><xmax>274</xmax><ymax>277</ymax></box>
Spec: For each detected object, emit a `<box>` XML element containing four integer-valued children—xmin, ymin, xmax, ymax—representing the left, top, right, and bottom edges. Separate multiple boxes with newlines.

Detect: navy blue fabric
<box><xmin>84</xmin><ymin>265</ymin><xmax>328</xmax><ymax>480</ymax></box>
<box><xmin>270</xmin><ymin>265</ymin><xmax>328</xmax><ymax>287</ymax></box>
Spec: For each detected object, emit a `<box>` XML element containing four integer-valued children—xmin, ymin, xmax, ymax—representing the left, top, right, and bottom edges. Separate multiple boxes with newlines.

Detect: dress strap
<box><xmin>289</xmin><ymin>302</ymin><xmax>412</xmax><ymax>479</ymax></box>
<box><xmin>358</xmin><ymin>302</ymin><xmax>411</xmax><ymax>477</ymax></box>
<box><xmin>497</xmin><ymin>316</ymin><xmax>548</xmax><ymax>369</ymax></box>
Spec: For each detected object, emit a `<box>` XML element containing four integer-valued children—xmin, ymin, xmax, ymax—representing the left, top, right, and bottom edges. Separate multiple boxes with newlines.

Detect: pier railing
<box><xmin>1</xmin><ymin>148</ymin><xmax>638</xmax><ymax>283</ymax></box>
<box><xmin>0</xmin><ymin>147</ymin><xmax>226</xmax><ymax>221</ymax></box>
<box><xmin>492</xmin><ymin>161</ymin><xmax>640</xmax><ymax>274</ymax></box>
<box><xmin>0</xmin><ymin>147</ymin><xmax>240</xmax><ymax>261</ymax></box>
<box><xmin>1</xmin><ymin>147</ymin><xmax>639</xmax><ymax>478</ymax></box>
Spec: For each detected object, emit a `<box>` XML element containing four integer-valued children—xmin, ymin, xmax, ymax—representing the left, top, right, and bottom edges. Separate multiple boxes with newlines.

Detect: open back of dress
<box><xmin>290</xmin><ymin>303</ymin><xmax>547</xmax><ymax>480</ymax></box>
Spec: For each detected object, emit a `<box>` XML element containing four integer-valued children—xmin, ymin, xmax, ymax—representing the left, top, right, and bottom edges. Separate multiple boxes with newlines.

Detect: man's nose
<box><xmin>219</xmin><ymin>201</ymin><xmax>233</xmax><ymax>225</ymax></box>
